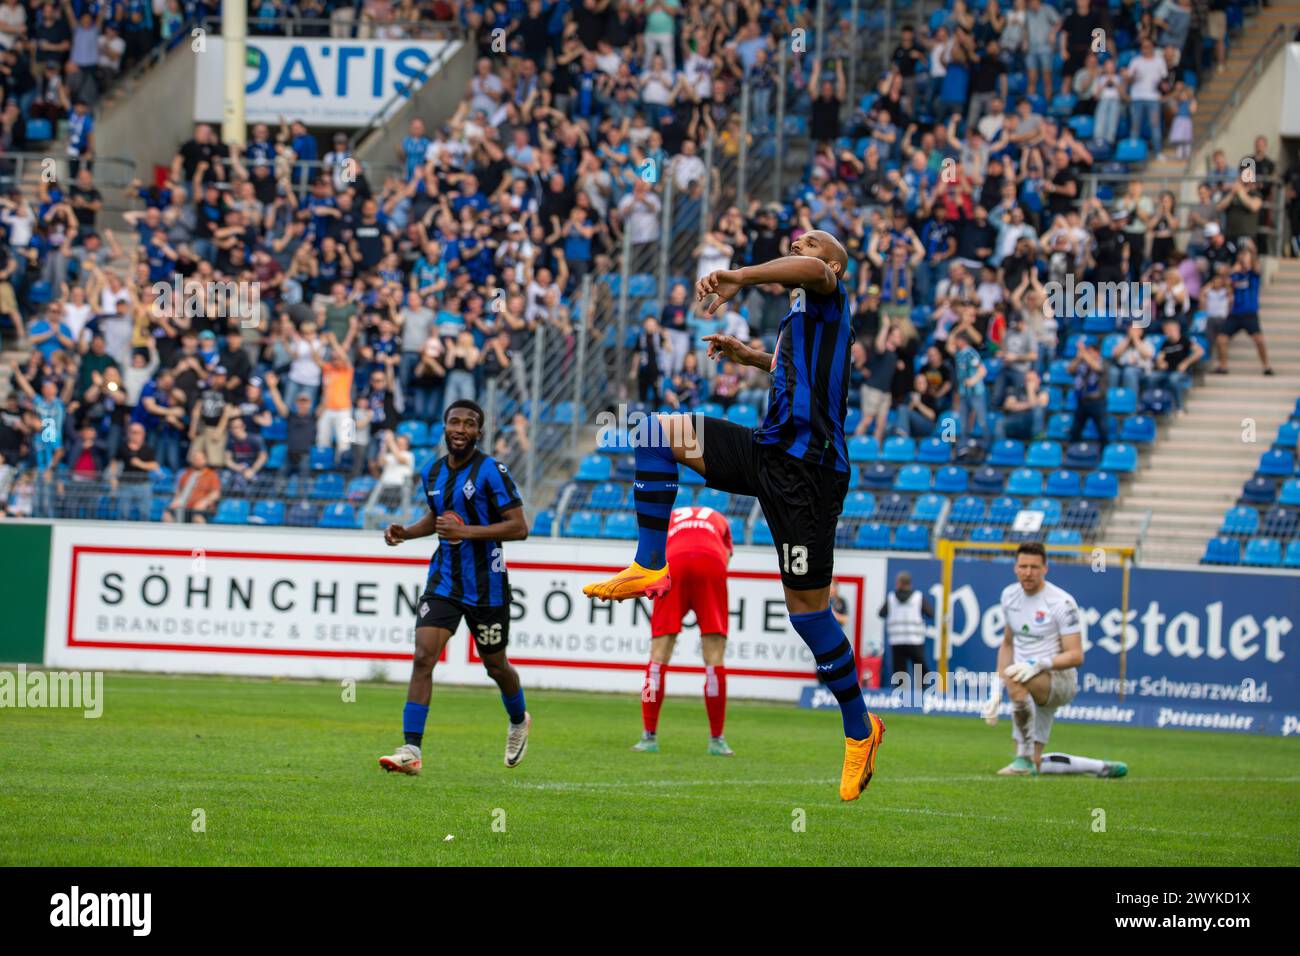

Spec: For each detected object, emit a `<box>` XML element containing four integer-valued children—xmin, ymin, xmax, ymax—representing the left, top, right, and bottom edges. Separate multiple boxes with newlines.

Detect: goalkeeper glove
<box><xmin>1004</xmin><ymin>659</ymin><xmax>1050</xmax><ymax>684</ymax></box>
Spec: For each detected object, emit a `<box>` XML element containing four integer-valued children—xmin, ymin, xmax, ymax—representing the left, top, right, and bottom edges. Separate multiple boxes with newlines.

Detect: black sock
<box><xmin>509</xmin><ymin>714</ymin><xmax>526</xmax><ymax>725</ymax></box>
<box><xmin>404</xmin><ymin>732</ymin><xmax>423</xmax><ymax>748</ymax></box>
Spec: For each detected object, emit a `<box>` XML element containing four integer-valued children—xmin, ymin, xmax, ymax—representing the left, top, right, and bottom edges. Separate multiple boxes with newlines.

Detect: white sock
<box><xmin>1039</xmin><ymin>752</ymin><xmax>1107</xmax><ymax>775</ymax></box>
<box><xmin>1011</xmin><ymin>699</ymin><xmax>1034</xmax><ymax>758</ymax></box>
<box><xmin>405</xmin><ymin>743</ymin><xmax>422</xmax><ymax>758</ymax></box>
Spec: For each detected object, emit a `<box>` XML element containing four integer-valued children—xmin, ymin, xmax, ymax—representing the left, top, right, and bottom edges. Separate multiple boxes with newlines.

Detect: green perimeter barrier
<box><xmin>0</xmin><ymin>522</ymin><xmax>51</xmax><ymax>664</ymax></box>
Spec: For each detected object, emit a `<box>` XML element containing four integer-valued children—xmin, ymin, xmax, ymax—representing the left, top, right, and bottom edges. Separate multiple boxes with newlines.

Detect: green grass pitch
<box><xmin>2</xmin><ymin>672</ymin><xmax>1298</xmax><ymax>866</ymax></box>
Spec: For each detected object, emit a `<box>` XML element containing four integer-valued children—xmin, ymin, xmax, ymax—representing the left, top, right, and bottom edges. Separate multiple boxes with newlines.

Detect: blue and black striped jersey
<box><xmin>420</xmin><ymin>450</ymin><xmax>522</xmax><ymax>607</ymax></box>
<box><xmin>755</xmin><ymin>282</ymin><xmax>853</xmax><ymax>473</ymax></box>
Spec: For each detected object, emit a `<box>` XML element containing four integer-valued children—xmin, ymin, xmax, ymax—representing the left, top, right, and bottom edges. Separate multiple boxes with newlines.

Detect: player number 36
<box><xmin>781</xmin><ymin>543</ymin><xmax>808</xmax><ymax>576</ymax></box>
<box><xmin>476</xmin><ymin>623</ymin><xmax>504</xmax><ymax>646</ymax></box>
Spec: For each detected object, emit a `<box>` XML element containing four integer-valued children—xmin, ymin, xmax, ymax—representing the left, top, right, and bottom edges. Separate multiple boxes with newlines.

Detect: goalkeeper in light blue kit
<box><xmin>982</xmin><ymin>542</ymin><xmax>1127</xmax><ymax>778</ymax></box>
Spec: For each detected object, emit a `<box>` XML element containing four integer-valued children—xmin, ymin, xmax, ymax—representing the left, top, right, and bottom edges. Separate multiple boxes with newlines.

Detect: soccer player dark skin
<box><xmin>384</xmin><ymin>407</ymin><xmax>528</xmax><ymax>709</ymax></box>
<box><xmin>583</xmin><ymin>230</ymin><xmax>887</xmax><ymax>801</ymax></box>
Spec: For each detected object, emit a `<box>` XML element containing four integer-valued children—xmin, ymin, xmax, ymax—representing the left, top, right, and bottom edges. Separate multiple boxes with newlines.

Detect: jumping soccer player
<box><xmin>982</xmin><ymin>542</ymin><xmax>1127</xmax><ymax>778</ymax></box>
<box><xmin>378</xmin><ymin>400</ymin><xmax>531</xmax><ymax>775</ymax></box>
<box><xmin>635</xmin><ymin>505</ymin><xmax>736</xmax><ymax>756</ymax></box>
<box><xmin>583</xmin><ymin>230</ymin><xmax>886</xmax><ymax>801</ymax></box>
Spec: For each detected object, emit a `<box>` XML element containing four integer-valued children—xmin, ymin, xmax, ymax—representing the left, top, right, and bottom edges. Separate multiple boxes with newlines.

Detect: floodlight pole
<box><xmin>222</xmin><ymin>0</ymin><xmax>247</xmax><ymax>146</ymax></box>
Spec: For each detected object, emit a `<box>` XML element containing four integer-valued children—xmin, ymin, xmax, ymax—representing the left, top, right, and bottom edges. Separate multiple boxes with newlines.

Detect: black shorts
<box><xmin>416</xmin><ymin>595</ymin><xmax>510</xmax><ymax>653</ymax></box>
<box><xmin>1221</xmin><ymin>312</ymin><xmax>1260</xmax><ymax>337</ymax></box>
<box><xmin>698</xmin><ymin>416</ymin><xmax>849</xmax><ymax>590</ymax></box>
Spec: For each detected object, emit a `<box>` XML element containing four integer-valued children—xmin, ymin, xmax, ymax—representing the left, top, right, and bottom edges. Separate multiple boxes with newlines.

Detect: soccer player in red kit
<box><xmin>635</xmin><ymin>505</ymin><xmax>736</xmax><ymax>756</ymax></box>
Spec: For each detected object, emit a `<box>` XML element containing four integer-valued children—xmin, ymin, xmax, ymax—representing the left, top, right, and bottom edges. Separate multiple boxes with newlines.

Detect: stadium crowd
<box><xmin>0</xmin><ymin>0</ymin><xmax>1295</xmax><ymax>531</ymax></box>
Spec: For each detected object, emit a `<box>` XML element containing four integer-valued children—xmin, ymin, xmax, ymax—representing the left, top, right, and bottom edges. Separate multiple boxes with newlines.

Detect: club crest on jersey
<box><xmin>1035</xmin><ymin>610</ymin><xmax>1047</xmax><ymax>623</ymax></box>
<box><xmin>462</xmin><ymin>477</ymin><xmax>476</xmax><ymax>499</ymax></box>
<box><xmin>497</xmin><ymin>462</ymin><xmax>508</xmax><ymax>474</ymax></box>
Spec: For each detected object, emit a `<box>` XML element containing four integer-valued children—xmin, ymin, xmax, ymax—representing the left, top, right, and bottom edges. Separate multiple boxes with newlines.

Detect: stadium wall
<box><xmin>851</xmin><ymin>557</ymin><xmax>1300</xmax><ymax>737</ymax></box>
<box><xmin>35</xmin><ymin>522</ymin><xmax>888</xmax><ymax>703</ymax></box>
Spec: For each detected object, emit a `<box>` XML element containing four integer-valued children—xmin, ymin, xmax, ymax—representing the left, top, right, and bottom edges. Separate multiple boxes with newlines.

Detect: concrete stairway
<box><xmin>1104</xmin><ymin>258</ymin><xmax>1300</xmax><ymax>566</ymax></box>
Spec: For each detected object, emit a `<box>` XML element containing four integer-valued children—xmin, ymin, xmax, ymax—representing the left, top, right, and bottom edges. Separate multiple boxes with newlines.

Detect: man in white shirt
<box><xmin>983</xmin><ymin>542</ymin><xmax>1127</xmax><ymax>777</ymax></box>
<box><xmin>0</xmin><ymin>0</ymin><xmax>26</xmax><ymax>53</ymax></box>
<box><xmin>1124</xmin><ymin>38</ymin><xmax>1169</xmax><ymax>155</ymax></box>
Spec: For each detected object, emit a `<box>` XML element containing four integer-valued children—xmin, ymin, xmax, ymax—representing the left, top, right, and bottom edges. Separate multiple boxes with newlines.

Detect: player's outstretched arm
<box><xmin>702</xmin><ymin>333</ymin><xmax>772</xmax><ymax>370</ymax></box>
<box><xmin>696</xmin><ymin>255</ymin><xmax>836</xmax><ymax>313</ymax></box>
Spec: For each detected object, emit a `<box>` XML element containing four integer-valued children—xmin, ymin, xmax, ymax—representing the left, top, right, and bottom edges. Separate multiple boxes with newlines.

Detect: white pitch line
<box><xmin>509</xmin><ymin>774</ymin><xmax>1300</xmax><ymax>791</ymax></box>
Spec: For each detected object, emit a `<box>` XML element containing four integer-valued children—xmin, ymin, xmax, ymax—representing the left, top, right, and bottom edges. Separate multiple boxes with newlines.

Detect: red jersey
<box><xmin>666</xmin><ymin>506</ymin><xmax>733</xmax><ymax>564</ymax></box>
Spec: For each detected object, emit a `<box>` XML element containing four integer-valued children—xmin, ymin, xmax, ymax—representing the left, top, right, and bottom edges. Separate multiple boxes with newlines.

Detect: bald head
<box><xmin>793</xmin><ymin>229</ymin><xmax>849</xmax><ymax>277</ymax></box>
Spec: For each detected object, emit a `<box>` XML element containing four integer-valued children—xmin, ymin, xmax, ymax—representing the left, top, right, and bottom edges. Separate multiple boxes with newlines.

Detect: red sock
<box><xmin>704</xmin><ymin>665</ymin><xmax>726</xmax><ymax>737</ymax></box>
<box><xmin>642</xmin><ymin>661</ymin><xmax>666</xmax><ymax>733</ymax></box>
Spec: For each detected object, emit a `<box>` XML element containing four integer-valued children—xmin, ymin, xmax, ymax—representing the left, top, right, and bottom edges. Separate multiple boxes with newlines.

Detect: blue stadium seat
<box><xmin>310</xmin><ymin>446</ymin><xmax>337</xmax><ymax>471</ymax></box>
<box><xmin>726</xmin><ymin>404</ymin><xmax>759</xmax><ymax>429</ymax></box>
<box><xmin>949</xmin><ymin>495</ymin><xmax>986</xmax><ymax>524</ymax></box>
<box><xmin>752</xmin><ymin>515</ymin><xmax>774</xmax><ymax>546</ymax></box>
<box><xmin>25</xmin><ymin>117</ymin><xmax>53</xmax><ymax>142</ymax></box>
<box><xmin>396</xmin><ymin>420</ymin><xmax>429</xmax><ymax>446</ymax></box>
<box><xmin>320</xmin><ymin>503</ymin><xmax>360</xmax><ymax>529</ymax></box>
<box><xmin>970</xmin><ymin>525</ymin><xmax>1004</xmax><ymax>544</ymax></box>
<box><xmin>1047</xmin><ymin>529</ymin><xmax>1083</xmax><ymax>546</ymax></box>
<box><xmin>1220</xmin><ymin>506</ymin><xmax>1260</xmax><ymax>536</ymax></box>
<box><xmin>1046</xmin><ymin>470</ymin><xmax>1081</xmax><ymax>497</ymax></box>
<box><xmin>589</xmin><ymin>482</ymin><xmax>624</xmax><ymax>509</ymax></box>
<box><xmin>1046</xmin><ymin>360</ymin><xmax>1073</xmax><ymax>387</ymax></box>
<box><xmin>1046</xmin><ymin>414</ymin><xmax>1073</xmax><ymax>442</ymax></box>
<box><xmin>603</xmin><ymin>512</ymin><xmax>638</xmax><ymax>540</ymax></box>
<box><xmin>1257</xmin><ymin>449</ymin><xmax>1295</xmax><ymax>477</ymax></box>
<box><xmin>311</xmin><ymin>473</ymin><xmax>345</xmax><ymax>501</ymax></box>
<box><xmin>532</xmin><ymin>509</ymin><xmax>555</xmax><ymax>536</ymax></box>
<box><xmin>1007</xmin><ymin>468</ymin><xmax>1044</xmax><ymax>497</ymax></box>
<box><xmin>848</xmin><ymin>435</ymin><xmax>880</xmax><ymax>463</ymax></box>
<box><xmin>1063</xmin><ymin>499</ymin><xmax>1101</xmax><ymax>531</ymax></box>
<box><xmin>893</xmin><ymin>523</ymin><xmax>930</xmax><ymax>552</ymax></box>
<box><xmin>1064</xmin><ymin>441</ymin><xmax>1101</xmax><ymax>471</ymax></box>
<box><xmin>843</xmin><ymin>491</ymin><xmax>876</xmax><ymax>518</ymax></box>
<box><xmin>1049</xmin><ymin>93</ymin><xmax>1077</xmax><ymax>116</ymax></box>
<box><xmin>855</xmin><ymin>522</ymin><xmax>891</xmax><ymax>549</ymax></box>
<box><xmin>933</xmin><ymin>465</ymin><xmax>968</xmax><ymax>494</ymax></box>
<box><xmin>249</xmin><ymin>500</ymin><xmax>285</xmax><ymax>526</ymax></box>
<box><xmin>910</xmin><ymin>493</ymin><xmax>945</xmax><ymax>522</ymax></box>
<box><xmin>1027</xmin><ymin>497</ymin><xmax>1062</xmax><ymax>526</ymax></box>
<box><xmin>346</xmin><ymin>476</ymin><xmax>376</xmax><ymax>503</ymax></box>
<box><xmin>1067</xmin><ymin>115</ymin><xmax>1094</xmax><ymax>139</ymax></box>
<box><xmin>1115</xmin><ymin>138</ymin><xmax>1148</xmax><ymax>163</ymax></box>
<box><xmin>1280</xmin><ymin>479</ymin><xmax>1300</xmax><ymax>507</ymax></box>
<box><xmin>894</xmin><ymin>464</ymin><xmax>931</xmax><ymax>493</ymax></box>
<box><xmin>989</xmin><ymin>440</ymin><xmax>1025</xmax><ymax>468</ymax></box>
<box><xmin>1106</xmin><ymin>388</ymin><xmax>1136</xmax><ymax>415</ymax></box>
<box><xmin>563</xmin><ymin>510</ymin><xmax>602</xmax><ymax>537</ymax></box>
<box><xmin>265</xmin><ymin>444</ymin><xmax>287</xmax><ymax>471</ymax></box>
<box><xmin>1242</xmin><ymin>537</ymin><xmax>1282</xmax><ymax>567</ymax></box>
<box><xmin>1100</xmin><ymin>443</ymin><xmax>1137</xmax><ymax>473</ymax></box>
<box><xmin>1026</xmin><ymin>441</ymin><xmax>1062</xmax><ymax>470</ymax></box>
<box><xmin>1241</xmin><ymin>477</ymin><xmax>1277</xmax><ymax>506</ymax></box>
<box><xmin>1284</xmin><ymin>540</ymin><xmax>1300</xmax><ymax>568</ymax></box>
<box><xmin>917</xmin><ymin>437</ymin><xmax>951</xmax><ymax>464</ymax></box>
<box><xmin>970</xmin><ymin>466</ymin><xmax>1005</xmax><ymax>495</ymax></box>
<box><xmin>988</xmin><ymin>496</ymin><xmax>1020</xmax><ymax>525</ymax></box>
<box><xmin>696</xmin><ymin>487</ymin><xmax>730</xmax><ymax>512</ymax></box>
<box><xmin>861</xmin><ymin>463</ymin><xmax>895</xmax><ymax>491</ymax></box>
<box><xmin>882</xmin><ymin>436</ymin><xmax>917</xmax><ymax>463</ymax></box>
<box><xmin>1083</xmin><ymin>471</ymin><xmax>1119</xmax><ymax>499</ymax></box>
<box><xmin>1120</xmin><ymin>415</ymin><xmax>1157</xmax><ymax>443</ymax></box>
<box><xmin>1261</xmin><ymin>507</ymin><xmax>1298</xmax><ymax>539</ymax></box>
<box><xmin>727</xmin><ymin>516</ymin><xmax>746</xmax><ymax>546</ymax></box>
<box><xmin>876</xmin><ymin>493</ymin><xmax>910</xmax><ymax>522</ymax></box>
<box><xmin>576</xmin><ymin>455</ymin><xmax>612</xmax><ymax>482</ymax></box>
<box><xmin>551</xmin><ymin>401</ymin><xmax>578</xmax><ymax>425</ymax></box>
<box><xmin>286</xmin><ymin>501</ymin><xmax>319</xmax><ymax>527</ymax></box>
<box><xmin>696</xmin><ymin>401</ymin><xmax>725</xmax><ymax>419</ymax></box>
<box><xmin>1275</xmin><ymin>421</ymin><xmax>1300</xmax><ymax>448</ymax></box>
<box><xmin>844</xmin><ymin>407</ymin><xmax>862</xmax><ymax>435</ymax></box>
<box><xmin>1142</xmin><ymin>388</ymin><xmax>1174</xmax><ymax>416</ymax></box>
<box><xmin>263</xmin><ymin>417</ymin><xmax>288</xmax><ymax>442</ymax></box>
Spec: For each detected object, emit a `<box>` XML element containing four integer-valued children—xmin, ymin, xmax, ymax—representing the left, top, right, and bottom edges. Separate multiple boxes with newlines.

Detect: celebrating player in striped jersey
<box><xmin>378</xmin><ymin>400</ymin><xmax>532</xmax><ymax>775</ymax></box>
<box><xmin>583</xmin><ymin>230</ymin><xmax>886</xmax><ymax>802</ymax></box>
<box><xmin>983</xmin><ymin>542</ymin><xmax>1127</xmax><ymax>778</ymax></box>
<box><xmin>635</xmin><ymin>505</ymin><xmax>736</xmax><ymax>756</ymax></box>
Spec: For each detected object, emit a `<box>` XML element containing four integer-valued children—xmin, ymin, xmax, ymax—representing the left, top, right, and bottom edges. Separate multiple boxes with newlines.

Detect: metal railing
<box><xmin>202</xmin><ymin>15</ymin><xmax>463</xmax><ymax>40</ymax></box>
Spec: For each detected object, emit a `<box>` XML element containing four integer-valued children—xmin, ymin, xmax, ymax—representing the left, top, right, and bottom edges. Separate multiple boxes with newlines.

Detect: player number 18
<box><xmin>782</xmin><ymin>543</ymin><xmax>808</xmax><ymax>576</ymax></box>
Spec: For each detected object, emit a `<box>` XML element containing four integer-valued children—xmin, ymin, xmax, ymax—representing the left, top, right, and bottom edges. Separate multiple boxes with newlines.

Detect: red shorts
<box><xmin>650</xmin><ymin>551</ymin><xmax>730</xmax><ymax>638</ymax></box>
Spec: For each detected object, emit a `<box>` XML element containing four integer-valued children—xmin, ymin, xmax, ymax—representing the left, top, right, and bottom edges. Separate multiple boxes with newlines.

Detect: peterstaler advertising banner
<box><xmin>43</xmin><ymin>523</ymin><xmax>889</xmax><ymax>702</ymax></box>
<box><xmin>193</xmin><ymin>37</ymin><xmax>462</xmax><ymax>127</ymax></box>
<box><xmin>863</xmin><ymin>557</ymin><xmax>1300</xmax><ymax>736</ymax></box>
